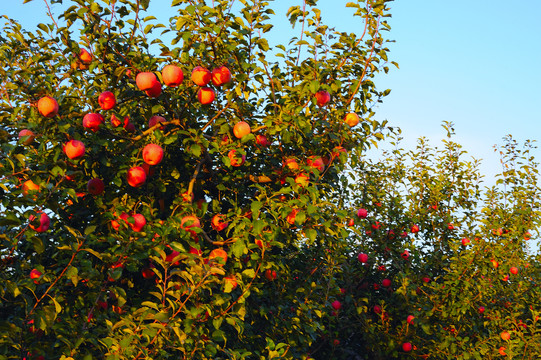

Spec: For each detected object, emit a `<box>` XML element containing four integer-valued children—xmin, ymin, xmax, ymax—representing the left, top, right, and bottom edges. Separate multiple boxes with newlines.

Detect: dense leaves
<box><xmin>1</xmin><ymin>0</ymin><xmax>540</xmax><ymax>359</ymax></box>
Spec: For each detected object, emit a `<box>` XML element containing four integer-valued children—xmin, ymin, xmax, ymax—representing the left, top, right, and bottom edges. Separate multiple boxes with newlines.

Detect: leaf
<box><xmin>82</xmin><ymin>248</ymin><xmax>102</xmax><ymax>260</ymax></box>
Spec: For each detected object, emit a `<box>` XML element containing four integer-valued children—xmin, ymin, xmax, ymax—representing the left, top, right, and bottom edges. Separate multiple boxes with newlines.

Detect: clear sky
<box><xmin>2</xmin><ymin>0</ymin><xmax>541</xmax><ymax>182</ymax></box>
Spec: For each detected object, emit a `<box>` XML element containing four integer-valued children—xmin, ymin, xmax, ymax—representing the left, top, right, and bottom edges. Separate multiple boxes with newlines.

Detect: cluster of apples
<box><xmin>135</xmin><ymin>64</ymin><xmax>232</xmax><ymax>104</ymax></box>
<box><xmin>314</xmin><ymin>89</ymin><xmax>361</xmax><ymax>129</ymax></box>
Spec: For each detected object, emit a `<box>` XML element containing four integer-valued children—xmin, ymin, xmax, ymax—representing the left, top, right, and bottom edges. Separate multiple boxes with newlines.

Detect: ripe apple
<box><xmin>499</xmin><ymin>347</ymin><xmax>506</xmax><ymax>356</ymax></box>
<box><xmin>63</xmin><ymin>140</ymin><xmax>85</xmax><ymax>159</ymax></box>
<box><xmin>478</xmin><ymin>306</ymin><xmax>485</xmax><ymax>314</ymax></box>
<box><xmin>141</xmin><ymin>267</ymin><xmax>155</xmax><ymax>279</ymax></box>
<box><xmin>510</xmin><ymin>266</ymin><xmax>518</xmax><ymax>275</ymax></box>
<box><xmin>256</xmin><ymin>134</ymin><xmax>270</xmax><ymax>147</ymax></box>
<box><xmin>401</xmin><ymin>250</ymin><xmax>410</xmax><ymax>260</ymax></box>
<box><xmin>124</xmin><ymin>121</ymin><xmax>135</xmax><ymax>132</ymax></box>
<box><xmin>331</xmin><ymin>300</ymin><xmax>342</xmax><ymax>311</ymax></box>
<box><xmin>191</xmin><ymin>66</ymin><xmax>211</xmax><ymax>86</ymax></box>
<box><xmin>491</xmin><ymin>259</ymin><xmax>499</xmax><ymax>268</ymax></box>
<box><xmin>148</xmin><ymin>115</ymin><xmax>166</xmax><ymax>129</ymax></box>
<box><xmin>407</xmin><ymin>315</ymin><xmax>415</xmax><ymax>324</ymax></box>
<box><xmin>189</xmin><ymin>246</ymin><xmax>202</xmax><ymax>256</ymax></box>
<box><xmin>294</xmin><ymin>173</ymin><xmax>309</xmax><ymax>187</ymax></box>
<box><xmin>87</xmin><ymin>178</ymin><xmax>105</xmax><ymax>195</ymax></box>
<box><xmin>332</xmin><ymin>339</ymin><xmax>340</xmax><ymax>347</ymax></box>
<box><xmin>358</xmin><ymin>253</ymin><xmax>368</xmax><ymax>264</ymax></box>
<box><xmin>136</xmin><ymin>72</ymin><xmax>158</xmax><ymax>91</ymax></box>
<box><xmin>181</xmin><ymin>215</ymin><xmax>201</xmax><ymax>237</ymax></box>
<box><xmin>382</xmin><ymin>278</ymin><xmax>391</xmax><ymax>288</ymax></box>
<box><xmin>233</xmin><ymin>121</ymin><xmax>251</xmax><ymax>139</ymax></box>
<box><xmin>344</xmin><ymin>112</ymin><xmax>360</xmax><ymax>127</ymax></box>
<box><xmin>265</xmin><ymin>269</ymin><xmax>277</xmax><ymax>281</ymax></box>
<box><xmin>211</xmin><ymin>66</ymin><xmax>232</xmax><ymax>86</ymax></box>
<box><xmin>110</xmin><ymin>114</ymin><xmax>122</xmax><ymax>127</ymax></box>
<box><xmin>315</xmin><ymin>90</ymin><xmax>330</xmax><ymax>107</ymax></box>
<box><xmin>357</xmin><ymin>208</ymin><xmax>368</xmax><ymax>218</ymax></box>
<box><xmin>224</xmin><ymin>276</ymin><xmax>238</xmax><ymax>291</ymax></box>
<box><xmin>98</xmin><ymin>91</ymin><xmax>116</xmax><ymax>110</ymax></box>
<box><xmin>447</xmin><ymin>223</ymin><xmax>455</xmax><ymax>230</ymax></box>
<box><xmin>500</xmin><ymin>331</ymin><xmax>510</xmax><ymax>341</ymax></box>
<box><xmin>524</xmin><ymin>231</ymin><xmax>532</xmax><ymax>240</ymax></box>
<box><xmin>83</xmin><ymin>113</ymin><xmax>104</xmax><ymax>132</ymax></box>
<box><xmin>284</xmin><ymin>158</ymin><xmax>299</xmax><ymax>171</ymax></box>
<box><xmin>165</xmin><ymin>250</ymin><xmax>181</xmax><ymax>265</ymax></box>
<box><xmin>22</xmin><ymin>179</ymin><xmax>40</xmax><ymax>197</ymax></box>
<box><xmin>18</xmin><ymin>129</ymin><xmax>35</xmax><ymax>145</ymax></box>
<box><xmin>410</xmin><ymin>224</ymin><xmax>419</xmax><ymax>233</ymax></box>
<box><xmin>208</xmin><ymin>248</ymin><xmax>228</xmax><ymax>265</ymax></box>
<box><xmin>402</xmin><ymin>342</ymin><xmax>412</xmax><ymax>352</ymax></box>
<box><xmin>197</xmin><ymin>86</ymin><xmax>215</xmax><ymax>104</ymax></box>
<box><xmin>211</xmin><ymin>214</ymin><xmax>228</xmax><ymax>231</ymax></box>
<box><xmin>30</xmin><ymin>269</ymin><xmax>42</xmax><ymax>283</ymax></box>
<box><xmin>162</xmin><ymin>64</ymin><xmax>184</xmax><ymax>87</ymax></box>
<box><xmin>145</xmin><ymin>80</ymin><xmax>162</xmax><ymax>98</ymax></box>
<box><xmin>373</xmin><ymin>305</ymin><xmax>382</xmax><ymax>314</ymax></box>
<box><xmin>79</xmin><ymin>48</ymin><xmax>92</xmax><ymax>64</ymax></box>
<box><xmin>331</xmin><ymin>146</ymin><xmax>347</xmax><ymax>161</ymax></box>
<box><xmin>461</xmin><ymin>237</ymin><xmax>471</xmax><ymax>246</ymax></box>
<box><xmin>143</xmin><ymin>144</ymin><xmax>164</xmax><ymax>166</ymax></box>
<box><xmin>29</xmin><ymin>212</ymin><xmax>50</xmax><ymax>233</ymax></box>
<box><xmin>37</xmin><ymin>96</ymin><xmax>59</xmax><ymax>117</ymax></box>
<box><xmin>228</xmin><ymin>149</ymin><xmax>246</xmax><ymax>167</ymax></box>
<box><xmin>347</xmin><ymin>218</ymin><xmax>355</xmax><ymax>226</ymax></box>
<box><xmin>130</xmin><ymin>213</ymin><xmax>146</xmax><ymax>232</ymax></box>
<box><xmin>127</xmin><ymin>166</ymin><xmax>147</xmax><ymax>187</ymax></box>
<box><xmin>422</xmin><ymin>277</ymin><xmax>431</xmax><ymax>284</ymax></box>
<box><xmin>307</xmin><ymin>156</ymin><xmax>325</xmax><ymax>173</ymax></box>
<box><xmin>286</xmin><ymin>209</ymin><xmax>298</xmax><ymax>225</ymax></box>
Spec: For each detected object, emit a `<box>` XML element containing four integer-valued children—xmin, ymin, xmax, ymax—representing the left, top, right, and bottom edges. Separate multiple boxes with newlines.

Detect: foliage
<box><xmin>2</xmin><ymin>1</ymin><xmax>541</xmax><ymax>359</ymax></box>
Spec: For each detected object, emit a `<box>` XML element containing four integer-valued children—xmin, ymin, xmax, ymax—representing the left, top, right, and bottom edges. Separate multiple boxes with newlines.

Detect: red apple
<box><xmin>224</xmin><ymin>275</ymin><xmax>238</xmax><ymax>291</ymax></box>
<box><xmin>63</xmin><ymin>140</ymin><xmax>85</xmax><ymax>159</ymax></box>
<box><xmin>136</xmin><ymin>72</ymin><xmax>158</xmax><ymax>91</ymax></box>
<box><xmin>30</xmin><ymin>269</ymin><xmax>42</xmax><ymax>281</ymax></box>
<box><xmin>233</xmin><ymin>121</ymin><xmax>251</xmax><ymax>139</ymax></box>
<box><xmin>373</xmin><ymin>305</ymin><xmax>382</xmax><ymax>314</ymax></box>
<box><xmin>143</xmin><ymin>144</ymin><xmax>164</xmax><ymax>166</ymax></box>
<box><xmin>37</xmin><ymin>96</ymin><xmax>59</xmax><ymax>118</ymax></box>
<box><xmin>344</xmin><ymin>112</ymin><xmax>360</xmax><ymax>127</ymax></box>
<box><xmin>407</xmin><ymin>315</ymin><xmax>415</xmax><ymax>324</ymax></box>
<box><xmin>307</xmin><ymin>156</ymin><xmax>325</xmax><ymax>173</ymax></box>
<box><xmin>130</xmin><ymin>213</ymin><xmax>146</xmax><ymax>232</ymax></box>
<box><xmin>145</xmin><ymin>80</ymin><xmax>162</xmax><ymax>98</ymax></box>
<box><xmin>410</xmin><ymin>224</ymin><xmax>419</xmax><ymax>233</ymax></box>
<box><xmin>286</xmin><ymin>209</ymin><xmax>298</xmax><ymax>225</ymax></box>
<box><xmin>29</xmin><ymin>212</ymin><xmax>50</xmax><ymax>233</ymax></box>
<box><xmin>191</xmin><ymin>66</ymin><xmax>211</xmax><ymax>86</ymax></box>
<box><xmin>265</xmin><ymin>269</ymin><xmax>277</xmax><ymax>281</ymax></box>
<box><xmin>228</xmin><ymin>149</ymin><xmax>245</xmax><ymax>167</ymax></box>
<box><xmin>478</xmin><ymin>306</ymin><xmax>485</xmax><ymax>314</ymax></box>
<box><xmin>79</xmin><ymin>48</ymin><xmax>92</xmax><ymax>64</ymax></box>
<box><xmin>211</xmin><ymin>66</ymin><xmax>232</xmax><ymax>86</ymax></box>
<box><xmin>87</xmin><ymin>178</ymin><xmax>105</xmax><ymax>195</ymax></box>
<box><xmin>22</xmin><ymin>179</ymin><xmax>40</xmax><ymax>197</ymax></box>
<box><xmin>127</xmin><ymin>166</ymin><xmax>147</xmax><ymax>187</ymax></box>
<box><xmin>358</xmin><ymin>253</ymin><xmax>368</xmax><ymax>264</ymax></box>
<box><xmin>141</xmin><ymin>267</ymin><xmax>155</xmax><ymax>279</ymax></box>
<box><xmin>357</xmin><ymin>208</ymin><xmax>368</xmax><ymax>218</ymax></box>
<box><xmin>256</xmin><ymin>134</ymin><xmax>270</xmax><ymax>147</ymax></box>
<box><xmin>148</xmin><ymin>115</ymin><xmax>166</xmax><ymax>129</ymax></box>
<box><xmin>331</xmin><ymin>300</ymin><xmax>342</xmax><ymax>311</ymax></box>
<box><xmin>111</xmin><ymin>114</ymin><xmax>122</xmax><ymax>127</ymax></box>
<box><xmin>402</xmin><ymin>342</ymin><xmax>412</xmax><ymax>352</ymax></box>
<box><xmin>500</xmin><ymin>331</ymin><xmax>510</xmax><ymax>341</ymax></box>
<box><xmin>197</xmin><ymin>86</ymin><xmax>215</xmax><ymax>104</ymax></box>
<box><xmin>315</xmin><ymin>90</ymin><xmax>330</xmax><ymax>107</ymax></box>
<box><xmin>98</xmin><ymin>91</ymin><xmax>116</xmax><ymax>110</ymax></box>
<box><xmin>382</xmin><ymin>278</ymin><xmax>391</xmax><ymax>288</ymax></box>
<box><xmin>284</xmin><ymin>158</ymin><xmax>299</xmax><ymax>171</ymax></box>
<box><xmin>211</xmin><ymin>214</ymin><xmax>228</xmax><ymax>231</ymax></box>
<box><xmin>18</xmin><ymin>129</ymin><xmax>35</xmax><ymax>145</ymax></box>
<box><xmin>461</xmin><ymin>237</ymin><xmax>471</xmax><ymax>246</ymax></box>
<box><xmin>510</xmin><ymin>267</ymin><xmax>518</xmax><ymax>275</ymax></box>
<box><xmin>208</xmin><ymin>248</ymin><xmax>228</xmax><ymax>265</ymax></box>
<box><xmin>162</xmin><ymin>64</ymin><xmax>184</xmax><ymax>87</ymax></box>
<box><xmin>294</xmin><ymin>173</ymin><xmax>309</xmax><ymax>187</ymax></box>
<box><xmin>401</xmin><ymin>250</ymin><xmax>410</xmax><ymax>260</ymax></box>
<box><xmin>83</xmin><ymin>113</ymin><xmax>104</xmax><ymax>132</ymax></box>
<box><xmin>181</xmin><ymin>215</ymin><xmax>201</xmax><ymax>237</ymax></box>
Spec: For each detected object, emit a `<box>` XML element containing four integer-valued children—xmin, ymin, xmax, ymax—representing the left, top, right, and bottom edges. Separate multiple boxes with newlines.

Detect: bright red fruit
<box><xmin>331</xmin><ymin>300</ymin><xmax>342</xmax><ymax>311</ymax></box>
<box><xmin>87</xmin><ymin>178</ymin><xmax>105</xmax><ymax>195</ymax></box>
<box><xmin>127</xmin><ymin>166</ymin><xmax>147</xmax><ymax>187</ymax></box>
<box><xmin>98</xmin><ymin>91</ymin><xmax>116</xmax><ymax>110</ymax></box>
<box><xmin>358</xmin><ymin>253</ymin><xmax>368</xmax><ymax>264</ymax></box>
<box><xmin>143</xmin><ymin>144</ymin><xmax>164</xmax><ymax>166</ymax></box>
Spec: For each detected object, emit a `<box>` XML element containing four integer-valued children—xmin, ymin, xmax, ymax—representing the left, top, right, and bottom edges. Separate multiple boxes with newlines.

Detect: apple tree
<box><xmin>0</xmin><ymin>0</ymin><xmax>394</xmax><ymax>359</ymax></box>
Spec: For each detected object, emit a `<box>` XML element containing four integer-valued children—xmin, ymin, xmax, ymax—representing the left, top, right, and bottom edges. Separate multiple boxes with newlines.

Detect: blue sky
<box><xmin>2</xmin><ymin>0</ymin><xmax>541</xmax><ymax>182</ymax></box>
